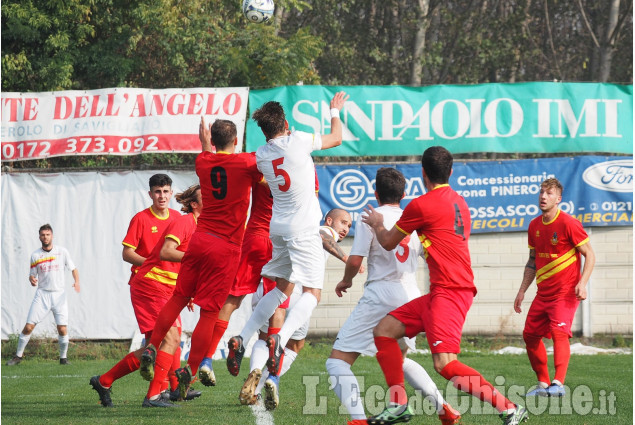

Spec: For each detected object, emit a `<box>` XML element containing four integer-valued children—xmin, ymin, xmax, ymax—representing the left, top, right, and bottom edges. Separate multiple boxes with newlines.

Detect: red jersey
<box><xmin>395</xmin><ymin>185</ymin><xmax>475</xmax><ymax>292</ymax></box>
<box><xmin>122</xmin><ymin>206</ymin><xmax>180</xmax><ymax>277</ymax></box>
<box><xmin>134</xmin><ymin>213</ymin><xmax>198</xmax><ymax>287</ymax></box>
<box><xmin>196</xmin><ymin>151</ymin><xmax>263</xmax><ymax>245</ymax></box>
<box><xmin>528</xmin><ymin>209</ymin><xmax>589</xmax><ymax>300</ymax></box>
<box><xmin>246</xmin><ymin>180</ymin><xmax>273</xmax><ymax>236</ymax></box>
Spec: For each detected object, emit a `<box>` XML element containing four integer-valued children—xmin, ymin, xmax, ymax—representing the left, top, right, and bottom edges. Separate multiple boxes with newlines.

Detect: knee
<box><xmin>22</xmin><ymin>324</ymin><xmax>35</xmax><ymax>335</ymax></box>
<box><xmin>523</xmin><ymin>331</ymin><xmax>541</xmax><ymax>346</ymax></box>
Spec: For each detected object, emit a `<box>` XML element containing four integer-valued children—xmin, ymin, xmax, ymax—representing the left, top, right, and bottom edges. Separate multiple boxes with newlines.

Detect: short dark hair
<box><xmin>375</xmin><ymin>168</ymin><xmax>406</xmax><ymax>204</ymax></box>
<box><xmin>211</xmin><ymin>119</ymin><xmax>237</xmax><ymax>150</ymax></box>
<box><xmin>39</xmin><ymin>223</ymin><xmax>53</xmax><ymax>233</ymax></box>
<box><xmin>252</xmin><ymin>101</ymin><xmax>286</xmax><ymax>140</ymax></box>
<box><xmin>149</xmin><ymin>173</ymin><xmax>172</xmax><ymax>190</ymax></box>
<box><xmin>421</xmin><ymin>146</ymin><xmax>453</xmax><ymax>184</ymax></box>
<box><xmin>325</xmin><ymin>208</ymin><xmax>348</xmax><ymax>222</ymax></box>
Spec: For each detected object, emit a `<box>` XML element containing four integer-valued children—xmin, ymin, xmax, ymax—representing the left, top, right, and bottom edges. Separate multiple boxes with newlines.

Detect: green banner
<box><xmin>246</xmin><ymin>83</ymin><xmax>633</xmax><ymax>156</ymax></box>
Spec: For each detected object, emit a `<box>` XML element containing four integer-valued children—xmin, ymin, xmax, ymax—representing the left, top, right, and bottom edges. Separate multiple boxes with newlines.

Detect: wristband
<box><xmin>330</xmin><ymin>108</ymin><xmax>340</xmax><ymax>119</ymax></box>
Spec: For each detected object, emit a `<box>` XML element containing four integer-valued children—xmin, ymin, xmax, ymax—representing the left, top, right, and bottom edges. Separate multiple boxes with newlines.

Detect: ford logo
<box><xmin>582</xmin><ymin>159</ymin><xmax>633</xmax><ymax>193</ymax></box>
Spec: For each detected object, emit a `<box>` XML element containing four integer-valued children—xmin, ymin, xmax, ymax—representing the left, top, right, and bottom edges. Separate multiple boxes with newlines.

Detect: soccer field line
<box><xmin>2</xmin><ymin>374</ymin><xmax>83</xmax><ymax>379</ymax></box>
<box><xmin>250</xmin><ymin>401</ymin><xmax>274</xmax><ymax>425</ymax></box>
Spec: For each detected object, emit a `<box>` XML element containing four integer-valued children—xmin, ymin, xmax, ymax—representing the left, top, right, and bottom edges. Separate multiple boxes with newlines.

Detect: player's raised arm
<box><xmin>199</xmin><ymin>116</ymin><xmax>213</xmax><ymax>153</ymax></box>
<box><xmin>320</xmin><ymin>91</ymin><xmax>349</xmax><ymax>150</ymax></box>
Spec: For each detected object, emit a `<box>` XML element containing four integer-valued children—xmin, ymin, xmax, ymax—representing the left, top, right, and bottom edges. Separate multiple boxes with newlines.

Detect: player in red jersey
<box><xmin>362</xmin><ymin>146</ymin><xmax>528</xmax><ymax>425</ymax></box>
<box><xmin>122</xmin><ymin>173</ymin><xmax>179</xmax><ymax>284</ymax></box>
<box><xmin>515</xmin><ymin>178</ymin><xmax>595</xmax><ymax>398</ymax></box>
<box><xmin>90</xmin><ymin>185</ymin><xmax>202</xmax><ymax>407</ymax></box>
<box><xmin>140</xmin><ymin>117</ymin><xmax>264</xmax><ymax>400</ymax></box>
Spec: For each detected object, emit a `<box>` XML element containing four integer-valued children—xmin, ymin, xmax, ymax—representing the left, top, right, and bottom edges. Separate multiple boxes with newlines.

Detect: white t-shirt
<box><xmin>29</xmin><ymin>246</ymin><xmax>76</xmax><ymax>292</ymax></box>
<box><xmin>350</xmin><ymin>205</ymin><xmax>421</xmax><ymax>286</ymax></box>
<box><xmin>256</xmin><ymin>130</ymin><xmax>323</xmax><ymax>237</ymax></box>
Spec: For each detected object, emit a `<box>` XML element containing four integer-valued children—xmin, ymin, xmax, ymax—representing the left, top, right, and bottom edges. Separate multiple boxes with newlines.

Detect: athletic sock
<box><xmin>250</xmin><ymin>339</ymin><xmax>269</xmax><ymax>372</ymax></box>
<box><xmin>58</xmin><ymin>334</ymin><xmax>69</xmax><ymax>359</ymax></box>
<box><xmin>255</xmin><ymin>368</ymin><xmax>269</xmax><ymax>395</ymax></box>
<box><xmin>149</xmin><ymin>296</ymin><xmax>189</xmax><ymax>348</ymax></box>
<box><xmin>326</xmin><ymin>358</ymin><xmax>366</xmax><ymax>420</ymax></box>
<box><xmin>402</xmin><ymin>357</ymin><xmax>445</xmax><ymax>413</ymax></box>
<box><xmin>277</xmin><ymin>293</ymin><xmax>318</xmax><ymax>346</ymax></box>
<box><xmin>279</xmin><ymin>347</ymin><xmax>297</xmax><ymax>376</ymax></box>
<box><xmin>440</xmin><ymin>359</ymin><xmax>515</xmax><ymax>412</ymax></box>
<box><xmin>147</xmin><ymin>350</ymin><xmax>173</xmax><ymax>398</ymax></box>
<box><xmin>204</xmin><ymin>319</ymin><xmax>229</xmax><ymax>359</ymax></box>
<box><xmin>187</xmin><ymin>309</ymin><xmax>219</xmax><ymax>376</ymax></box>
<box><xmin>523</xmin><ymin>332</ymin><xmax>550</xmax><ymax>385</ymax></box>
<box><xmin>100</xmin><ymin>352</ymin><xmax>141</xmax><ymax>388</ymax></box>
<box><xmin>168</xmin><ymin>346</ymin><xmax>181</xmax><ymax>390</ymax></box>
<box><xmin>16</xmin><ymin>332</ymin><xmax>31</xmax><ymax>357</ymax></box>
<box><xmin>374</xmin><ymin>336</ymin><xmax>407</xmax><ymax>405</ymax></box>
<box><xmin>239</xmin><ymin>287</ymin><xmax>288</xmax><ymax>343</ymax></box>
<box><xmin>267</xmin><ymin>327</ymin><xmax>281</xmax><ymax>336</ymax></box>
<box><xmin>552</xmin><ymin>330</ymin><xmax>571</xmax><ymax>384</ymax></box>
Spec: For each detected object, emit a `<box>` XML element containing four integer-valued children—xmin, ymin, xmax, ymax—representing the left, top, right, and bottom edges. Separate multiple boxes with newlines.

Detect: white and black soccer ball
<box><xmin>242</xmin><ymin>0</ymin><xmax>275</xmax><ymax>23</ymax></box>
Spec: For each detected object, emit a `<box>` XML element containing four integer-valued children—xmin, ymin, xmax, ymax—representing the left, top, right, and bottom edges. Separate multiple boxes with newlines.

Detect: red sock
<box><xmin>552</xmin><ymin>330</ymin><xmax>570</xmax><ymax>384</ymax></box>
<box><xmin>204</xmin><ymin>319</ymin><xmax>229</xmax><ymax>358</ymax></box>
<box><xmin>440</xmin><ymin>360</ymin><xmax>515</xmax><ymax>412</ymax></box>
<box><xmin>374</xmin><ymin>336</ymin><xmax>407</xmax><ymax>405</ymax></box>
<box><xmin>147</xmin><ymin>350</ymin><xmax>173</xmax><ymax>398</ymax></box>
<box><xmin>267</xmin><ymin>327</ymin><xmax>281</xmax><ymax>336</ymax></box>
<box><xmin>524</xmin><ymin>332</ymin><xmax>550</xmax><ymax>384</ymax></box>
<box><xmin>187</xmin><ymin>309</ymin><xmax>219</xmax><ymax>376</ymax></box>
<box><xmin>99</xmin><ymin>352</ymin><xmax>141</xmax><ymax>387</ymax></box>
<box><xmin>168</xmin><ymin>346</ymin><xmax>182</xmax><ymax>391</ymax></box>
<box><xmin>149</xmin><ymin>296</ymin><xmax>189</xmax><ymax>348</ymax></box>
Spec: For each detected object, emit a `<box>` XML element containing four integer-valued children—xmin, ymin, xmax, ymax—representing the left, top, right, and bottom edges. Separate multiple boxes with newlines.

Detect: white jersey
<box><xmin>256</xmin><ymin>130</ymin><xmax>323</xmax><ymax>237</ymax></box>
<box><xmin>351</xmin><ymin>205</ymin><xmax>421</xmax><ymax>286</ymax></box>
<box><xmin>29</xmin><ymin>246</ymin><xmax>76</xmax><ymax>292</ymax></box>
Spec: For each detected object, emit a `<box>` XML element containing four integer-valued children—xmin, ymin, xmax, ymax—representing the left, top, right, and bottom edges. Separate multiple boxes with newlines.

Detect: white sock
<box><xmin>256</xmin><ymin>368</ymin><xmax>269</xmax><ymax>395</ymax></box>
<box><xmin>58</xmin><ymin>334</ymin><xmax>69</xmax><ymax>359</ymax></box>
<box><xmin>278</xmin><ymin>293</ymin><xmax>318</xmax><ymax>346</ymax></box>
<box><xmin>16</xmin><ymin>332</ymin><xmax>31</xmax><ymax>357</ymax></box>
<box><xmin>279</xmin><ymin>347</ymin><xmax>297</xmax><ymax>377</ymax></box>
<box><xmin>240</xmin><ymin>288</ymin><xmax>288</xmax><ymax>342</ymax></box>
<box><xmin>250</xmin><ymin>339</ymin><xmax>269</xmax><ymax>372</ymax></box>
<box><xmin>326</xmin><ymin>358</ymin><xmax>366</xmax><ymax>420</ymax></box>
<box><xmin>402</xmin><ymin>357</ymin><xmax>445</xmax><ymax>413</ymax></box>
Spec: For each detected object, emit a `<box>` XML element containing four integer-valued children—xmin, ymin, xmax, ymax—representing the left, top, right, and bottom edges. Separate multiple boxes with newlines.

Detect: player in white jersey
<box><xmin>240</xmin><ymin>209</ymin><xmax>355</xmax><ymax>410</ymax></box>
<box><xmin>326</xmin><ymin>168</ymin><xmax>461</xmax><ymax>425</ymax></box>
<box><xmin>227</xmin><ymin>91</ymin><xmax>349</xmax><ymax>379</ymax></box>
<box><xmin>7</xmin><ymin>224</ymin><xmax>80</xmax><ymax>366</ymax></box>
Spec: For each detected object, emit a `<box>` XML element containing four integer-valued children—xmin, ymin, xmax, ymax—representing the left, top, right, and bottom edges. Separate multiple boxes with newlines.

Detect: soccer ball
<box><xmin>242</xmin><ymin>0</ymin><xmax>275</xmax><ymax>23</ymax></box>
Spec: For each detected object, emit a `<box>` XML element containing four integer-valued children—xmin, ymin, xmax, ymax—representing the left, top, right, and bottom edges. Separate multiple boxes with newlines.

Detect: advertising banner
<box><xmin>247</xmin><ymin>83</ymin><xmax>633</xmax><ymax>156</ymax></box>
<box><xmin>1</xmin><ymin>87</ymin><xmax>249</xmax><ymax>161</ymax></box>
<box><xmin>316</xmin><ymin>156</ymin><xmax>633</xmax><ymax>235</ymax></box>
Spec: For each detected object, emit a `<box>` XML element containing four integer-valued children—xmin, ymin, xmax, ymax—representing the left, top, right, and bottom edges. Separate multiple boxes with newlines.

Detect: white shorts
<box><xmin>262</xmin><ymin>231</ymin><xmax>325</xmax><ymax>290</ymax></box>
<box><xmin>26</xmin><ymin>289</ymin><xmax>68</xmax><ymax>326</ymax></box>
<box><xmin>333</xmin><ymin>281</ymin><xmax>420</xmax><ymax>355</ymax></box>
<box><xmin>253</xmin><ymin>283</ymin><xmax>309</xmax><ymax>340</ymax></box>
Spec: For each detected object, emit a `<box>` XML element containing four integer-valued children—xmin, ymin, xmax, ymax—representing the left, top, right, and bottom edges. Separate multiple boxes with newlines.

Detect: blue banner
<box><xmin>316</xmin><ymin>156</ymin><xmax>633</xmax><ymax>235</ymax></box>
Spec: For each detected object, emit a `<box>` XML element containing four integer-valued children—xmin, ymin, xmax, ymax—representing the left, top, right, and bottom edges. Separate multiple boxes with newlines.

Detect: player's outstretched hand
<box><xmin>513</xmin><ymin>292</ymin><xmax>524</xmax><ymax>313</ymax></box>
<box><xmin>72</xmin><ymin>281</ymin><xmax>81</xmax><ymax>293</ymax></box>
<box><xmin>361</xmin><ymin>205</ymin><xmax>383</xmax><ymax>229</ymax></box>
<box><xmin>199</xmin><ymin>116</ymin><xmax>212</xmax><ymax>152</ymax></box>
<box><xmin>335</xmin><ymin>280</ymin><xmax>352</xmax><ymax>297</ymax></box>
<box><xmin>187</xmin><ymin>298</ymin><xmax>195</xmax><ymax>312</ymax></box>
<box><xmin>29</xmin><ymin>275</ymin><xmax>38</xmax><ymax>286</ymax></box>
<box><xmin>330</xmin><ymin>91</ymin><xmax>349</xmax><ymax>111</ymax></box>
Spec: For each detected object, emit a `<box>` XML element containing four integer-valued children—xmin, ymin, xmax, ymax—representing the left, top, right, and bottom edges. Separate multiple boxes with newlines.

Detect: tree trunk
<box><xmin>598</xmin><ymin>0</ymin><xmax>620</xmax><ymax>82</ymax></box>
<box><xmin>410</xmin><ymin>0</ymin><xmax>430</xmax><ymax>85</ymax></box>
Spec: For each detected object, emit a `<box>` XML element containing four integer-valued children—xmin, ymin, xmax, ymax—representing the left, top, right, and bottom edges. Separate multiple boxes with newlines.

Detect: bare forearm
<box><xmin>342</xmin><ymin>256</ymin><xmax>363</xmax><ymax>283</ymax></box>
<box><xmin>322</xmin><ymin>235</ymin><xmax>347</xmax><ymax>262</ymax></box>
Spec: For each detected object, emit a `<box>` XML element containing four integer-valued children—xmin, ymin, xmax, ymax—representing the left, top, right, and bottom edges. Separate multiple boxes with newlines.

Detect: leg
<box><xmin>327</xmin><ymin>350</ymin><xmax>365</xmax><ymax>420</ymax></box>
<box><xmin>57</xmin><ymin>325</ymin><xmax>69</xmax><ymax>363</ymax></box>
<box><xmin>372</xmin><ymin>315</ymin><xmax>409</xmax><ymax>406</ymax></box>
<box><xmin>523</xmin><ymin>331</ymin><xmax>550</xmax><ymax>386</ymax></box>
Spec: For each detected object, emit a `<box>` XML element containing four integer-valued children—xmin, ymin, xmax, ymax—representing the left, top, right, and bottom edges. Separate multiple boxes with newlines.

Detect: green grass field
<box><xmin>1</xmin><ymin>341</ymin><xmax>632</xmax><ymax>425</ymax></box>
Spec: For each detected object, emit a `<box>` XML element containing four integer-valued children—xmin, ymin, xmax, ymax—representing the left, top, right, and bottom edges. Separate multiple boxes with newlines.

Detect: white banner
<box><xmin>1</xmin><ymin>87</ymin><xmax>249</xmax><ymax>161</ymax></box>
<box><xmin>1</xmin><ymin>170</ymin><xmax>253</xmax><ymax>340</ymax></box>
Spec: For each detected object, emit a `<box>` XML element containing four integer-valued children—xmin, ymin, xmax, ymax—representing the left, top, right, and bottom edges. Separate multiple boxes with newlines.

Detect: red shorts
<box><xmin>174</xmin><ymin>232</ymin><xmax>241</xmax><ymax>311</ymax></box>
<box><xmin>230</xmin><ymin>232</ymin><xmax>273</xmax><ymax>297</ymax></box>
<box><xmin>389</xmin><ymin>286</ymin><xmax>473</xmax><ymax>354</ymax></box>
<box><xmin>524</xmin><ymin>295</ymin><xmax>579</xmax><ymax>338</ymax></box>
<box><xmin>130</xmin><ymin>276</ymin><xmax>180</xmax><ymax>334</ymax></box>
